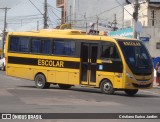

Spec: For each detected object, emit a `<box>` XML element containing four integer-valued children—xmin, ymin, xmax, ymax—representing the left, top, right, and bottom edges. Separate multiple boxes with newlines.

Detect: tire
<box><xmin>124</xmin><ymin>89</ymin><xmax>138</xmax><ymax>96</ymax></box>
<box><xmin>58</xmin><ymin>84</ymin><xmax>72</xmax><ymax>89</ymax></box>
<box><xmin>35</xmin><ymin>74</ymin><xmax>50</xmax><ymax>89</ymax></box>
<box><xmin>100</xmin><ymin>79</ymin><xmax>115</xmax><ymax>94</ymax></box>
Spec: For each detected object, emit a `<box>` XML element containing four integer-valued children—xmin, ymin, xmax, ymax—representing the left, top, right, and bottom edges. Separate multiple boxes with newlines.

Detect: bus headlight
<box><xmin>126</xmin><ymin>72</ymin><xmax>133</xmax><ymax>78</ymax></box>
<box><xmin>126</xmin><ymin>72</ymin><xmax>134</xmax><ymax>79</ymax></box>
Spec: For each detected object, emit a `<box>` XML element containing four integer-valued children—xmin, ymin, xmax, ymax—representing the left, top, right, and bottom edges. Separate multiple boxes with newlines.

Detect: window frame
<box><xmin>8</xmin><ymin>36</ymin><xmax>31</xmax><ymax>53</ymax></box>
<box><xmin>8</xmin><ymin>36</ymin><xmax>78</xmax><ymax>57</ymax></box>
<box><xmin>30</xmin><ymin>37</ymin><xmax>52</xmax><ymax>55</ymax></box>
<box><xmin>100</xmin><ymin>41</ymin><xmax>121</xmax><ymax>61</ymax></box>
<box><xmin>52</xmin><ymin>39</ymin><xmax>76</xmax><ymax>57</ymax></box>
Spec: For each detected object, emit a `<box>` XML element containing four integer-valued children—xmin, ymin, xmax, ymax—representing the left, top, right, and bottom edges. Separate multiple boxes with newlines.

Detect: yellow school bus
<box><xmin>5</xmin><ymin>29</ymin><xmax>154</xmax><ymax>96</ymax></box>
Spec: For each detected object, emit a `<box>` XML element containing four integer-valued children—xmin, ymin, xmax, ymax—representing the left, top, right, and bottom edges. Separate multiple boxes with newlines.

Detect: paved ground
<box><xmin>0</xmin><ymin>70</ymin><xmax>160</xmax><ymax>122</ymax></box>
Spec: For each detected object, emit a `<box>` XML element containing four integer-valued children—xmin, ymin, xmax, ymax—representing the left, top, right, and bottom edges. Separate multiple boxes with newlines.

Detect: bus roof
<box><xmin>112</xmin><ymin>36</ymin><xmax>138</xmax><ymax>41</ymax></box>
<box><xmin>9</xmin><ymin>29</ymin><xmax>86</xmax><ymax>35</ymax></box>
<box><xmin>7</xmin><ymin>29</ymin><xmax>137</xmax><ymax>41</ymax></box>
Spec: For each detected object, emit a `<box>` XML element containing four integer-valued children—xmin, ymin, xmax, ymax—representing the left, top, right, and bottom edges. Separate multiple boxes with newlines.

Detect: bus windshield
<box><xmin>118</xmin><ymin>40</ymin><xmax>152</xmax><ymax>74</ymax></box>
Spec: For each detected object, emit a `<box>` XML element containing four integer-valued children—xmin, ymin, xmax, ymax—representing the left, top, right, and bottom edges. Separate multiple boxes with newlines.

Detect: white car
<box><xmin>0</xmin><ymin>57</ymin><xmax>5</xmax><ymax>71</ymax></box>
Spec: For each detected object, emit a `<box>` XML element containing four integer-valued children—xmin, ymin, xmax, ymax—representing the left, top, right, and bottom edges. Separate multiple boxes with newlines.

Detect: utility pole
<box><xmin>151</xmin><ymin>10</ymin><xmax>155</xmax><ymax>26</ymax></box>
<box><xmin>37</xmin><ymin>21</ymin><xmax>39</xmax><ymax>31</ymax></box>
<box><xmin>73</xmin><ymin>0</ymin><xmax>76</xmax><ymax>24</ymax></box>
<box><xmin>44</xmin><ymin>0</ymin><xmax>48</xmax><ymax>29</ymax></box>
<box><xmin>70</xmin><ymin>5</ymin><xmax>72</xmax><ymax>24</ymax></box>
<box><xmin>96</xmin><ymin>16</ymin><xmax>99</xmax><ymax>35</ymax></box>
<box><xmin>133</xmin><ymin>0</ymin><xmax>139</xmax><ymax>38</ymax></box>
<box><xmin>84</xmin><ymin>13</ymin><xmax>87</xmax><ymax>33</ymax></box>
<box><xmin>113</xmin><ymin>14</ymin><xmax>117</xmax><ymax>31</ymax></box>
<box><xmin>0</xmin><ymin>7</ymin><xmax>10</xmax><ymax>56</ymax></box>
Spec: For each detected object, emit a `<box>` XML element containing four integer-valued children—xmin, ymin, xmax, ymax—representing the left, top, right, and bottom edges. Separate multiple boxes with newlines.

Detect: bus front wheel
<box><xmin>100</xmin><ymin>79</ymin><xmax>115</xmax><ymax>94</ymax></box>
<box><xmin>35</xmin><ymin>74</ymin><xmax>50</xmax><ymax>89</ymax></box>
<box><xmin>124</xmin><ymin>89</ymin><xmax>138</xmax><ymax>96</ymax></box>
<box><xmin>58</xmin><ymin>84</ymin><xmax>72</xmax><ymax>89</ymax></box>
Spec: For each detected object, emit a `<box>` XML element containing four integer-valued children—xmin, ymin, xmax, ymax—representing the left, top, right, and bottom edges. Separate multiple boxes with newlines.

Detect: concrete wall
<box><xmin>140</xmin><ymin>27</ymin><xmax>160</xmax><ymax>57</ymax></box>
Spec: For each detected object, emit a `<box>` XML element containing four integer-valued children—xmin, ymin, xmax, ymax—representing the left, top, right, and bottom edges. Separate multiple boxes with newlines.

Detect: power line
<box><xmin>7</xmin><ymin>14</ymin><xmax>42</xmax><ymax>18</ymax></box>
<box><xmin>28</xmin><ymin>0</ymin><xmax>43</xmax><ymax>15</ymax></box>
<box><xmin>3</xmin><ymin>16</ymin><xmax>43</xmax><ymax>21</ymax></box>
<box><xmin>49</xmin><ymin>8</ymin><xmax>61</xmax><ymax>20</ymax></box>
<box><xmin>115</xmin><ymin>0</ymin><xmax>133</xmax><ymax>17</ymax></box>
<box><xmin>97</xmin><ymin>5</ymin><xmax>121</xmax><ymax>16</ymax></box>
<box><xmin>47</xmin><ymin>4</ymin><xmax>61</xmax><ymax>13</ymax></box>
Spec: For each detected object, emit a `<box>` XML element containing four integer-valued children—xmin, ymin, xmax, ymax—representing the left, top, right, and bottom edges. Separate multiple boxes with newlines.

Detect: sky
<box><xmin>0</xmin><ymin>0</ymin><xmax>61</xmax><ymax>32</ymax></box>
<box><xmin>67</xmin><ymin>0</ymin><xmax>128</xmax><ymax>30</ymax></box>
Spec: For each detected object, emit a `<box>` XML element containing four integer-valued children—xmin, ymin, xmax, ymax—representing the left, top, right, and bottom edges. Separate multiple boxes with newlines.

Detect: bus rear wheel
<box><xmin>100</xmin><ymin>79</ymin><xmax>115</xmax><ymax>94</ymax></box>
<box><xmin>124</xmin><ymin>89</ymin><xmax>138</xmax><ymax>96</ymax></box>
<box><xmin>35</xmin><ymin>74</ymin><xmax>50</xmax><ymax>89</ymax></box>
<box><xmin>58</xmin><ymin>84</ymin><xmax>72</xmax><ymax>89</ymax></box>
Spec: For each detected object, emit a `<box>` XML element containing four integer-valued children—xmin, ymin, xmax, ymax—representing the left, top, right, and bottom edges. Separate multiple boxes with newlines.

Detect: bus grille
<box><xmin>132</xmin><ymin>83</ymin><xmax>152</xmax><ymax>88</ymax></box>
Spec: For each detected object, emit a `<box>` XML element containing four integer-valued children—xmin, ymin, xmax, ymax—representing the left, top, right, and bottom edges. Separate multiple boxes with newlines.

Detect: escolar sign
<box><xmin>38</xmin><ymin>59</ymin><xmax>64</xmax><ymax>68</ymax></box>
<box><xmin>123</xmin><ymin>42</ymin><xmax>141</xmax><ymax>46</ymax></box>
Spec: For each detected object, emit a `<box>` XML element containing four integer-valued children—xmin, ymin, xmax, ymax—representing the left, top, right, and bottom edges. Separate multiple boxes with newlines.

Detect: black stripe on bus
<box><xmin>97</xmin><ymin>61</ymin><xmax>123</xmax><ymax>73</ymax></box>
<box><xmin>8</xmin><ymin>56</ymin><xmax>80</xmax><ymax>69</ymax></box>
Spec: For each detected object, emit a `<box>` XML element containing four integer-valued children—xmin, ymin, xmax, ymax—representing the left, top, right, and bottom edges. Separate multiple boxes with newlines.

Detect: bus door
<box><xmin>80</xmin><ymin>43</ymin><xmax>98</xmax><ymax>85</ymax></box>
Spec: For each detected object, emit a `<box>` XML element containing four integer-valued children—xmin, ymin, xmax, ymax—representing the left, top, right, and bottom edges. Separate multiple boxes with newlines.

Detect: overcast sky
<box><xmin>0</xmin><ymin>0</ymin><xmax>61</xmax><ymax>32</ymax></box>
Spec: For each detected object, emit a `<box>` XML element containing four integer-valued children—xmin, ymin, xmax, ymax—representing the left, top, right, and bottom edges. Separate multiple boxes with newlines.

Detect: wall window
<box><xmin>101</xmin><ymin>42</ymin><xmax>120</xmax><ymax>59</ymax></box>
<box><xmin>31</xmin><ymin>38</ymin><xmax>51</xmax><ymax>54</ymax></box>
<box><xmin>156</xmin><ymin>42</ymin><xmax>160</xmax><ymax>49</ymax></box>
<box><xmin>53</xmin><ymin>40</ymin><xmax>75</xmax><ymax>56</ymax></box>
<box><xmin>9</xmin><ymin>36</ymin><xmax>30</xmax><ymax>53</ymax></box>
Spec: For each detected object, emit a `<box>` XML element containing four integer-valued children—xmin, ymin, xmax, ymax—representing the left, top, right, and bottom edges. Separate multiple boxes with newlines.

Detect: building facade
<box><xmin>56</xmin><ymin>0</ymin><xmax>67</xmax><ymax>24</ymax></box>
<box><xmin>124</xmin><ymin>1</ymin><xmax>160</xmax><ymax>27</ymax></box>
<box><xmin>124</xmin><ymin>1</ymin><xmax>160</xmax><ymax>57</ymax></box>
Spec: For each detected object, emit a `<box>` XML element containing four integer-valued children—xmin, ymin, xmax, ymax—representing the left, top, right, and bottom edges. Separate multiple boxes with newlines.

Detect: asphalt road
<box><xmin>0</xmin><ymin>70</ymin><xmax>160</xmax><ymax>122</ymax></box>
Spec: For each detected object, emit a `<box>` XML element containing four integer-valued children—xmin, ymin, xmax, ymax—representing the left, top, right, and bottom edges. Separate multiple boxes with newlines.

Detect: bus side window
<box><xmin>101</xmin><ymin>42</ymin><xmax>120</xmax><ymax>60</ymax></box>
<box><xmin>9</xmin><ymin>36</ymin><xmax>30</xmax><ymax>53</ymax></box>
<box><xmin>31</xmin><ymin>38</ymin><xmax>41</xmax><ymax>53</ymax></box>
<box><xmin>53</xmin><ymin>39</ymin><xmax>75</xmax><ymax>56</ymax></box>
<box><xmin>41</xmin><ymin>39</ymin><xmax>51</xmax><ymax>54</ymax></box>
<box><xmin>31</xmin><ymin>38</ymin><xmax>51</xmax><ymax>54</ymax></box>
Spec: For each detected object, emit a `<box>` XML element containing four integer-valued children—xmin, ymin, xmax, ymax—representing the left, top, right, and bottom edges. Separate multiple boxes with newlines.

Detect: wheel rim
<box><xmin>37</xmin><ymin>77</ymin><xmax>43</xmax><ymax>87</ymax></box>
<box><xmin>103</xmin><ymin>82</ymin><xmax>112</xmax><ymax>92</ymax></box>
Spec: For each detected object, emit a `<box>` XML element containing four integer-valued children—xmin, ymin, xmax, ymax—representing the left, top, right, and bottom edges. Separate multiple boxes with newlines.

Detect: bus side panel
<box><xmin>68</xmin><ymin>72</ymin><xmax>79</xmax><ymax>85</ymax></box>
<box><xmin>47</xmin><ymin>70</ymin><xmax>56</xmax><ymax>83</ymax></box>
<box><xmin>96</xmin><ymin>71</ymin><xmax>124</xmax><ymax>89</ymax></box>
<box><xmin>7</xmin><ymin>65</ymin><xmax>34</xmax><ymax>80</ymax></box>
<box><xmin>55</xmin><ymin>71</ymin><xmax>69</xmax><ymax>84</ymax></box>
<box><xmin>34</xmin><ymin>69</ymin><xmax>47</xmax><ymax>81</ymax></box>
<box><xmin>97</xmin><ymin>71</ymin><xmax>114</xmax><ymax>87</ymax></box>
<box><xmin>114</xmin><ymin>73</ymin><xmax>124</xmax><ymax>88</ymax></box>
<box><xmin>47</xmin><ymin>70</ymin><xmax>80</xmax><ymax>85</ymax></box>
